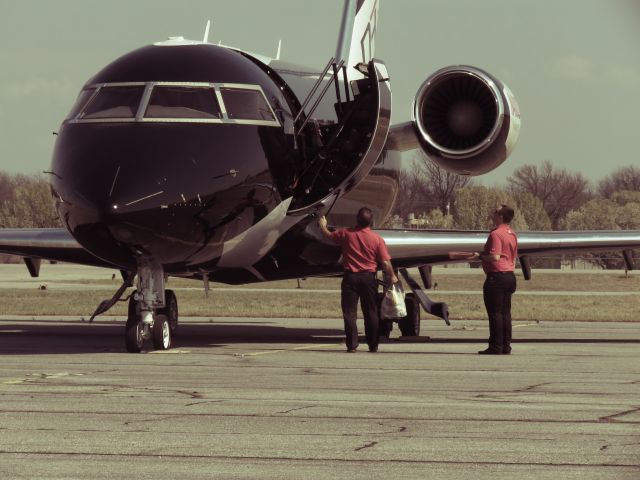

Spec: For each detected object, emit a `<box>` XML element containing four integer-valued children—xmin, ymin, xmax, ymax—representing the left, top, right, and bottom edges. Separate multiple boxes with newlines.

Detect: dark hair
<box><xmin>356</xmin><ymin>207</ymin><xmax>373</xmax><ymax>227</ymax></box>
<box><xmin>497</xmin><ymin>205</ymin><xmax>515</xmax><ymax>223</ymax></box>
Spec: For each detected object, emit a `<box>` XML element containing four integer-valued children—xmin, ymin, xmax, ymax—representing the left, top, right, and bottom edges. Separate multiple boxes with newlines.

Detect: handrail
<box><xmin>293</xmin><ymin>57</ymin><xmax>336</xmax><ymax>123</ymax></box>
<box><xmin>296</xmin><ymin>59</ymin><xmax>345</xmax><ymax>136</ymax></box>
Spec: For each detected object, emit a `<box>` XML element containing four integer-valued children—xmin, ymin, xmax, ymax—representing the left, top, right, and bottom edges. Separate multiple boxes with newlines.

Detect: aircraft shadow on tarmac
<box><xmin>0</xmin><ymin>321</ymin><xmax>346</xmax><ymax>355</ymax></box>
<box><xmin>0</xmin><ymin>320</ymin><xmax>639</xmax><ymax>355</ymax></box>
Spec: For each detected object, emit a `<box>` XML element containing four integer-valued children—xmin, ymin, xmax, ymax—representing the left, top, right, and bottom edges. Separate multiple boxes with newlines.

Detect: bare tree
<box><xmin>389</xmin><ymin>161</ymin><xmax>427</xmax><ymax>220</ymax></box>
<box><xmin>390</xmin><ymin>156</ymin><xmax>473</xmax><ymax>222</ymax></box>
<box><xmin>597</xmin><ymin>165</ymin><xmax>640</xmax><ymax>198</ymax></box>
<box><xmin>0</xmin><ymin>172</ymin><xmax>12</xmax><ymax>205</ymax></box>
<box><xmin>421</xmin><ymin>155</ymin><xmax>473</xmax><ymax>215</ymax></box>
<box><xmin>507</xmin><ymin>160</ymin><xmax>592</xmax><ymax>229</ymax></box>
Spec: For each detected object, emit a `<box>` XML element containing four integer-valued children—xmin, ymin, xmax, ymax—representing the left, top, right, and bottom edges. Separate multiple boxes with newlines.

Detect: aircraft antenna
<box><xmin>203</xmin><ymin>20</ymin><xmax>211</xmax><ymax>43</ymax></box>
<box><xmin>276</xmin><ymin>39</ymin><xmax>282</xmax><ymax>60</ymax></box>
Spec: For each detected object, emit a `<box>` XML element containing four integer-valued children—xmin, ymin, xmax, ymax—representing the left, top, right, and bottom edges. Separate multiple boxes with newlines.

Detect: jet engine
<box><xmin>390</xmin><ymin>66</ymin><xmax>521</xmax><ymax>176</ymax></box>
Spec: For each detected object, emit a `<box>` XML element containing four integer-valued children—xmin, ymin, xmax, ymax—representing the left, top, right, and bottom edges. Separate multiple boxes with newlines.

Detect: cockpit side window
<box><xmin>66</xmin><ymin>88</ymin><xmax>96</xmax><ymax>120</ymax></box>
<box><xmin>219</xmin><ymin>88</ymin><xmax>276</xmax><ymax>121</ymax></box>
<box><xmin>81</xmin><ymin>86</ymin><xmax>144</xmax><ymax>119</ymax></box>
<box><xmin>145</xmin><ymin>86</ymin><xmax>222</xmax><ymax>119</ymax></box>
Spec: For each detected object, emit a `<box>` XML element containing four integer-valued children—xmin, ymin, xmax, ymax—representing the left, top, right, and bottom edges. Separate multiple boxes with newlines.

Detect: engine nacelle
<box><xmin>412</xmin><ymin>65</ymin><xmax>520</xmax><ymax>176</ymax></box>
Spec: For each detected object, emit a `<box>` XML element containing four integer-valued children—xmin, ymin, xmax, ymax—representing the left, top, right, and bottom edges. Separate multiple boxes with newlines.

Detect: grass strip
<box><xmin>51</xmin><ymin>272</ymin><xmax>640</xmax><ymax>293</ymax></box>
<box><xmin>0</xmin><ymin>289</ymin><xmax>638</xmax><ymax>322</ymax></box>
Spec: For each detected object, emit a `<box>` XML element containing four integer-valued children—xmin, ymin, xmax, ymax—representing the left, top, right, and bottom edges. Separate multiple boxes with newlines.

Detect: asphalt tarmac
<box><xmin>1</xmin><ymin>316</ymin><xmax>639</xmax><ymax>479</ymax></box>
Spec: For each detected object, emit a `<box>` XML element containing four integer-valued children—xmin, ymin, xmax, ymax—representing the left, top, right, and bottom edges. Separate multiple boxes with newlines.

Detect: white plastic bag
<box><xmin>380</xmin><ymin>282</ymin><xmax>407</xmax><ymax>319</ymax></box>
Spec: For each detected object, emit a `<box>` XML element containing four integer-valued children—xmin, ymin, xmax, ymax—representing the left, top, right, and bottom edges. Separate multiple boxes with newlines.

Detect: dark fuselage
<box><xmin>50</xmin><ymin>43</ymin><xmax>400</xmax><ymax>279</ymax></box>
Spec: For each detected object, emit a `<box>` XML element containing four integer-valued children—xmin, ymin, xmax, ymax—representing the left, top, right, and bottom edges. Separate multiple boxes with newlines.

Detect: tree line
<box><xmin>1</xmin><ymin>163</ymin><xmax>639</xmax><ymax>232</ymax></box>
<box><xmin>0</xmin><ymin>172</ymin><xmax>61</xmax><ymax>229</ymax></box>
<box><xmin>388</xmin><ymin>157</ymin><xmax>640</xmax><ymax>230</ymax></box>
<box><xmin>386</xmin><ymin>157</ymin><xmax>640</xmax><ymax>268</ymax></box>
<box><xmin>0</xmin><ymin>162</ymin><xmax>638</xmax><ymax>267</ymax></box>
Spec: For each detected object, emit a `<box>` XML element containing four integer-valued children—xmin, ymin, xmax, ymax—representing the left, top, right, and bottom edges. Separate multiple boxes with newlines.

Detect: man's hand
<box><xmin>318</xmin><ymin>216</ymin><xmax>333</xmax><ymax>239</ymax></box>
<box><xmin>390</xmin><ymin>273</ymin><xmax>399</xmax><ymax>284</ymax></box>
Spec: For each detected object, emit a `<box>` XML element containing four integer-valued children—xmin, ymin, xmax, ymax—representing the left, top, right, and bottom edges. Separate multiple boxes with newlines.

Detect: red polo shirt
<box><xmin>482</xmin><ymin>224</ymin><xmax>518</xmax><ymax>273</ymax></box>
<box><xmin>330</xmin><ymin>226</ymin><xmax>391</xmax><ymax>272</ymax></box>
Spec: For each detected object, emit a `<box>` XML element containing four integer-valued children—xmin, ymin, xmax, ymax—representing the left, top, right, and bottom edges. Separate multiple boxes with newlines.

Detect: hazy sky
<box><xmin>1</xmin><ymin>0</ymin><xmax>639</xmax><ymax>186</ymax></box>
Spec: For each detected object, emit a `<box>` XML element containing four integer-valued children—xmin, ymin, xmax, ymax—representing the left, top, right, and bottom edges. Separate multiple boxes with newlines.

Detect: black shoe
<box><xmin>478</xmin><ymin>348</ymin><xmax>502</xmax><ymax>355</ymax></box>
<box><xmin>502</xmin><ymin>348</ymin><xmax>512</xmax><ymax>355</ymax></box>
<box><xmin>346</xmin><ymin>348</ymin><xmax>357</xmax><ymax>353</ymax></box>
<box><xmin>368</xmin><ymin>346</ymin><xmax>378</xmax><ymax>353</ymax></box>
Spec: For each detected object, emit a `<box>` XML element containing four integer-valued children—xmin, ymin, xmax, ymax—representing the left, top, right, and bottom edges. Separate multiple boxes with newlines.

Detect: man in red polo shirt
<box><xmin>319</xmin><ymin>208</ymin><xmax>398</xmax><ymax>353</ymax></box>
<box><xmin>470</xmin><ymin>205</ymin><xmax>518</xmax><ymax>355</ymax></box>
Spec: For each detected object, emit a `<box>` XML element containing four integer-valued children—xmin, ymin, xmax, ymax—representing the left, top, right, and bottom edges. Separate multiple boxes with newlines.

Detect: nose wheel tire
<box><xmin>158</xmin><ymin>289</ymin><xmax>178</xmax><ymax>334</ymax></box>
<box><xmin>152</xmin><ymin>314</ymin><xmax>172</xmax><ymax>350</ymax></box>
<box><xmin>124</xmin><ymin>289</ymin><xmax>178</xmax><ymax>352</ymax></box>
<box><xmin>125</xmin><ymin>293</ymin><xmax>144</xmax><ymax>353</ymax></box>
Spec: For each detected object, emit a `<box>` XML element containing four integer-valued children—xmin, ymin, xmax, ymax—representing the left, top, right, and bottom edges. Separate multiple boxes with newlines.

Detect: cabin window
<box><xmin>66</xmin><ymin>88</ymin><xmax>96</xmax><ymax>120</ymax></box>
<box><xmin>81</xmin><ymin>86</ymin><xmax>144</xmax><ymax>119</ymax></box>
<box><xmin>145</xmin><ymin>86</ymin><xmax>222</xmax><ymax>119</ymax></box>
<box><xmin>219</xmin><ymin>88</ymin><xmax>276</xmax><ymax>121</ymax></box>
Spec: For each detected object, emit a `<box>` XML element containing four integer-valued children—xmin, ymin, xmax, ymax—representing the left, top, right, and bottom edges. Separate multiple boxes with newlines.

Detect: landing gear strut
<box><xmin>124</xmin><ymin>257</ymin><xmax>179</xmax><ymax>353</ymax></box>
<box><xmin>398</xmin><ymin>292</ymin><xmax>421</xmax><ymax>336</ymax></box>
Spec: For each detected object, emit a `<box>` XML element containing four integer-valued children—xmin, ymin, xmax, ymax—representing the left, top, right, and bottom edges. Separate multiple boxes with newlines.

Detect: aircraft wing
<box><xmin>377</xmin><ymin>229</ymin><xmax>640</xmax><ymax>269</ymax></box>
<box><xmin>0</xmin><ymin>228</ymin><xmax>113</xmax><ymax>268</ymax></box>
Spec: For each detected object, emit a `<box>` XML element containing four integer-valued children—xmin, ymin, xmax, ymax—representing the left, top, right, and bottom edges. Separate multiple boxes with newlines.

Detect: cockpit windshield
<box><xmin>70</xmin><ymin>82</ymin><xmax>280</xmax><ymax>127</ymax></box>
<box><xmin>145</xmin><ymin>86</ymin><xmax>222</xmax><ymax>119</ymax></box>
<box><xmin>81</xmin><ymin>86</ymin><xmax>144</xmax><ymax>119</ymax></box>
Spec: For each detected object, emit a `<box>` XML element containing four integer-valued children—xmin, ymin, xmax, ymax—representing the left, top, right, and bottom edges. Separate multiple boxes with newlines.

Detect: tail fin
<box><xmin>335</xmin><ymin>0</ymin><xmax>379</xmax><ymax>79</ymax></box>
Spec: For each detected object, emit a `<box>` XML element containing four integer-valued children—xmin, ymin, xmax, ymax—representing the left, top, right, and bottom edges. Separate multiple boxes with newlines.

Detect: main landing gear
<box><xmin>379</xmin><ymin>267</ymin><xmax>450</xmax><ymax>339</ymax></box>
<box><xmin>124</xmin><ymin>258</ymin><xmax>179</xmax><ymax>353</ymax></box>
<box><xmin>379</xmin><ymin>291</ymin><xmax>421</xmax><ymax>338</ymax></box>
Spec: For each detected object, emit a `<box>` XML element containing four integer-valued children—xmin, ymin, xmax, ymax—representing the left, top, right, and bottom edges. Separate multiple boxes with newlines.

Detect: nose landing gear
<box><xmin>125</xmin><ymin>288</ymin><xmax>179</xmax><ymax>353</ymax></box>
<box><xmin>124</xmin><ymin>257</ymin><xmax>179</xmax><ymax>353</ymax></box>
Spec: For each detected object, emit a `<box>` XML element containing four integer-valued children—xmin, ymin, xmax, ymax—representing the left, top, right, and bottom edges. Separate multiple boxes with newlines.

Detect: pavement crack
<box><xmin>374</xmin><ymin>423</ymin><xmax>408</xmax><ymax>435</ymax></box>
<box><xmin>277</xmin><ymin>405</ymin><xmax>315</xmax><ymax>414</ymax></box>
<box><xmin>354</xmin><ymin>441</ymin><xmax>378</xmax><ymax>452</ymax></box>
<box><xmin>176</xmin><ymin>390</ymin><xmax>204</xmax><ymax>399</ymax></box>
<box><xmin>598</xmin><ymin>406</ymin><xmax>640</xmax><ymax>423</ymax></box>
<box><xmin>600</xmin><ymin>441</ymin><xmax>640</xmax><ymax>451</ymax></box>
<box><xmin>185</xmin><ymin>400</ymin><xmax>224</xmax><ymax>407</ymax></box>
<box><xmin>302</xmin><ymin>368</ymin><xmax>321</xmax><ymax>375</ymax></box>
<box><xmin>517</xmin><ymin>382</ymin><xmax>553</xmax><ymax>392</ymax></box>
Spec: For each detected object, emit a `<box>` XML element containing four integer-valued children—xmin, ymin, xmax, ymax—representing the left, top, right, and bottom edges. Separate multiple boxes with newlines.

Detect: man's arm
<box><xmin>382</xmin><ymin>259</ymin><xmax>398</xmax><ymax>285</ymax></box>
<box><xmin>479</xmin><ymin>231</ymin><xmax>503</xmax><ymax>262</ymax></box>
<box><xmin>318</xmin><ymin>216</ymin><xmax>334</xmax><ymax>239</ymax></box>
<box><xmin>469</xmin><ymin>252</ymin><xmax>501</xmax><ymax>262</ymax></box>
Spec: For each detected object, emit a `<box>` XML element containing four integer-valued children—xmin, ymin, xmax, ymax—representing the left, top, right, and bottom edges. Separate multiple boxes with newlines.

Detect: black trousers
<box><xmin>341</xmin><ymin>271</ymin><xmax>379</xmax><ymax>350</ymax></box>
<box><xmin>483</xmin><ymin>271</ymin><xmax>517</xmax><ymax>353</ymax></box>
